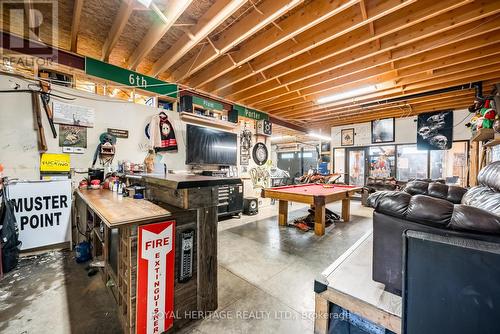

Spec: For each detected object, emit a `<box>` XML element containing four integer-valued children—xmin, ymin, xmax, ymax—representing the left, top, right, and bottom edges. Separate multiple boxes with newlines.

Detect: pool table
<box><xmin>261</xmin><ymin>184</ymin><xmax>362</xmax><ymax>236</ymax></box>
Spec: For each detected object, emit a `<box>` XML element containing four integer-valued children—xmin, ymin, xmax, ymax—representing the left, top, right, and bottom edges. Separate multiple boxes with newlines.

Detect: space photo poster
<box><xmin>417</xmin><ymin>111</ymin><xmax>453</xmax><ymax>150</ymax></box>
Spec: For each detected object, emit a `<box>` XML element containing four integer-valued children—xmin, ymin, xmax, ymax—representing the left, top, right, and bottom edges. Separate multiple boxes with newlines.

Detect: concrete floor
<box><xmin>0</xmin><ymin>201</ymin><xmax>372</xmax><ymax>334</ymax></box>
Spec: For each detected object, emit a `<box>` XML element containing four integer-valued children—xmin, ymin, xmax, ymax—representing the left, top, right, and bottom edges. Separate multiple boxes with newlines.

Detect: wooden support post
<box><xmin>314</xmin><ymin>204</ymin><xmax>326</xmax><ymax>236</ymax></box>
<box><xmin>342</xmin><ymin>197</ymin><xmax>350</xmax><ymax>222</ymax></box>
<box><xmin>314</xmin><ymin>197</ymin><xmax>326</xmax><ymax>236</ymax></box>
<box><xmin>278</xmin><ymin>200</ymin><xmax>288</xmax><ymax>226</ymax></box>
<box><xmin>197</xmin><ymin>205</ymin><xmax>218</xmax><ymax>311</ymax></box>
<box><xmin>469</xmin><ymin>140</ymin><xmax>479</xmax><ymax>186</ymax></box>
<box><xmin>314</xmin><ymin>293</ymin><xmax>329</xmax><ymax>334</ymax></box>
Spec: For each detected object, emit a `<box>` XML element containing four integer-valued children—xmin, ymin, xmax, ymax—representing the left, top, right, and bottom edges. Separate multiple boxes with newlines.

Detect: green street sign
<box><xmin>234</xmin><ymin>104</ymin><xmax>268</xmax><ymax>121</ymax></box>
<box><xmin>85</xmin><ymin>57</ymin><xmax>178</xmax><ymax>98</ymax></box>
<box><xmin>192</xmin><ymin>96</ymin><xmax>223</xmax><ymax>111</ymax></box>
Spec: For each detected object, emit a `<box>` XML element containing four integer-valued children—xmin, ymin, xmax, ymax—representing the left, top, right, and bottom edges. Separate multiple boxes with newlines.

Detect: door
<box><xmin>346</xmin><ymin>148</ymin><xmax>367</xmax><ymax>186</ymax></box>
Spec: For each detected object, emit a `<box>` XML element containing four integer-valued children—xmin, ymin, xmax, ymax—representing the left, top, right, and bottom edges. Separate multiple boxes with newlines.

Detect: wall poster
<box><xmin>53</xmin><ymin>100</ymin><xmax>95</xmax><ymax>127</ymax></box>
<box><xmin>417</xmin><ymin>111</ymin><xmax>453</xmax><ymax>150</ymax></box>
<box><xmin>7</xmin><ymin>180</ymin><xmax>72</xmax><ymax>250</ymax></box>
<box><xmin>371</xmin><ymin>118</ymin><xmax>395</xmax><ymax>143</ymax></box>
<box><xmin>59</xmin><ymin>125</ymin><xmax>87</xmax><ymax>148</ymax></box>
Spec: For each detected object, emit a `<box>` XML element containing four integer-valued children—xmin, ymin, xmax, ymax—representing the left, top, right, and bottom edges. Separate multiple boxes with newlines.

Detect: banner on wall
<box><xmin>136</xmin><ymin>221</ymin><xmax>176</xmax><ymax>334</ymax></box>
<box><xmin>7</xmin><ymin>180</ymin><xmax>72</xmax><ymax>250</ymax></box>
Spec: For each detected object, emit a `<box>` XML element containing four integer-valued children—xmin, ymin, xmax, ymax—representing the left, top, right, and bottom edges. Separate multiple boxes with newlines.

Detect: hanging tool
<box><xmin>31</xmin><ymin>91</ymin><xmax>47</xmax><ymax>152</ymax></box>
<box><xmin>39</xmin><ymin>80</ymin><xmax>57</xmax><ymax>138</ymax></box>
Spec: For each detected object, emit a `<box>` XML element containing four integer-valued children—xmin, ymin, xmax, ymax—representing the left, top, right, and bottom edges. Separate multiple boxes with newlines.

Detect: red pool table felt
<box><xmin>267</xmin><ymin>184</ymin><xmax>359</xmax><ymax>196</ymax></box>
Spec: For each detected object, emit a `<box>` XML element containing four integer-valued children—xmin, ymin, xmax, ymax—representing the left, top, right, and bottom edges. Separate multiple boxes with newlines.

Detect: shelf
<box><xmin>484</xmin><ymin>134</ymin><xmax>500</xmax><ymax>147</ymax></box>
<box><xmin>180</xmin><ymin>112</ymin><xmax>238</xmax><ymax>130</ymax></box>
<box><xmin>471</xmin><ymin>128</ymin><xmax>494</xmax><ymax>142</ymax></box>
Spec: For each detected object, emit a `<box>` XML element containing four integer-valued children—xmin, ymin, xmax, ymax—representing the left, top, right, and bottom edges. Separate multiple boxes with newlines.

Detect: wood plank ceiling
<box><xmin>3</xmin><ymin>0</ymin><xmax>499</xmax><ymax>131</ymax></box>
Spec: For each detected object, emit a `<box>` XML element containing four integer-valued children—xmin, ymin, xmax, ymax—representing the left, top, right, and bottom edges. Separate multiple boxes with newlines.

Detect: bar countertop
<box><xmin>141</xmin><ymin>173</ymin><xmax>242</xmax><ymax>189</ymax></box>
<box><xmin>76</xmin><ymin>189</ymin><xmax>172</xmax><ymax>227</ymax></box>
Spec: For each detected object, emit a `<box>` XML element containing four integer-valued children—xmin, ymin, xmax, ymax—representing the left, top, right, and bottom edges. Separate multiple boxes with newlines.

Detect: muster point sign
<box><xmin>136</xmin><ymin>221</ymin><xmax>176</xmax><ymax>334</ymax></box>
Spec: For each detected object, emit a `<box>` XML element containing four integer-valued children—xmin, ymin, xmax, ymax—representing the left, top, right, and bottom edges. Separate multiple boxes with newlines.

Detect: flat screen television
<box><xmin>186</xmin><ymin>124</ymin><xmax>237</xmax><ymax>165</ymax></box>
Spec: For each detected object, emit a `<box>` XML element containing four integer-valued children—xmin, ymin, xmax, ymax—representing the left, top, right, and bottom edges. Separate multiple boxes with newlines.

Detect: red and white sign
<box><xmin>136</xmin><ymin>221</ymin><xmax>175</xmax><ymax>334</ymax></box>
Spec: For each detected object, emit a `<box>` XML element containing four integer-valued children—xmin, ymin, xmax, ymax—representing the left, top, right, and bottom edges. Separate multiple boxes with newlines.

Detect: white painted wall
<box><xmin>331</xmin><ymin>109</ymin><xmax>471</xmax><ymax>148</ymax></box>
<box><xmin>0</xmin><ymin>74</ymin><xmax>273</xmax><ymax>208</ymax></box>
<box><xmin>0</xmin><ymin>74</ymin><xmax>187</xmax><ymax>180</ymax></box>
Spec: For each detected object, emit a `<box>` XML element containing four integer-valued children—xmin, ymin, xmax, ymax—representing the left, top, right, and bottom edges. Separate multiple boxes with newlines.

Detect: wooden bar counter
<box><xmin>74</xmin><ymin>174</ymin><xmax>240</xmax><ymax>334</ymax></box>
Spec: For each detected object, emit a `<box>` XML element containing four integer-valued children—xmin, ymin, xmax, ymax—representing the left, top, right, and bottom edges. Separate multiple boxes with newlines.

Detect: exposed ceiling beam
<box><xmin>197</xmin><ymin>0</ymin><xmax>455</xmax><ymax>93</ymax></box>
<box><xmin>273</xmin><ymin>69</ymin><xmax>500</xmax><ymax>121</ymax></box>
<box><xmin>127</xmin><ymin>0</ymin><xmax>193</xmax><ymax>70</ymax></box>
<box><xmin>250</xmin><ymin>33</ymin><xmax>500</xmax><ymax>109</ymax></box>
<box><xmin>219</xmin><ymin>0</ymin><xmax>484</xmax><ymax>99</ymax></box>
<box><xmin>242</xmin><ymin>9</ymin><xmax>500</xmax><ymax>111</ymax></box>
<box><xmin>101</xmin><ymin>0</ymin><xmax>134</xmax><ymax>61</ymax></box>
<box><xmin>150</xmin><ymin>0</ymin><xmax>247</xmax><ymax>77</ymax></box>
<box><xmin>168</xmin><ymin>0</ymin><xmax>305</xmax><ymax>82</ymax></box>
<box><xmin>269</xmin><ymin>54</ymin><xmax>500</xmax><ymax>115</ymax></box>
<box><xmin>70</xmin><ymin>0</ymin><xmax>84</xmax><ymax>52</ymax></box>
<box><xmin>184</xmin><ymin>0</ymin><xmax>365</xmax><ymax>88</ymax></box>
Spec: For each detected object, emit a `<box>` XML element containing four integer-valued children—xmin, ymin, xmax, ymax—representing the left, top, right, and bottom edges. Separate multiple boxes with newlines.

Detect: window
<box><xmin>333</xmin><ymin>149</ymin><xmax>345</xmax><ymax>183</ymax></box>
<box><xmin>397</xmin><ymin>145</ymin><xmax>428</xmax><ymax>181</ymax></box>
<box><xmin>429</xmin><ymin>141</ymin><xmax>468</xmax><ymax>186</ymax></box>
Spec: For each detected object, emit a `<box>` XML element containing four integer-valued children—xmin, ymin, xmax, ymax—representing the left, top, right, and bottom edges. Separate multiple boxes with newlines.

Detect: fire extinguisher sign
<box><xmin>136</xmin><ymin>221</ymin><xmax>175</xmax><ymax>334</ymax></box>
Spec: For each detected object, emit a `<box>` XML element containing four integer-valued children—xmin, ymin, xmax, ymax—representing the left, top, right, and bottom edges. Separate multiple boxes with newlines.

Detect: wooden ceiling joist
<box><xmin>224</xmin><ymin>0</ymin><xmax>499</xmax><ymax>102</ymax></box>
<box><xmin>301</xmin><ymin>90</ymin><xmax>480</xmax><ymax>122</ymax></box>
<box><xmin>168</xmin><ymin>0</ymin><xmax>305</xmax><ymax>82</ymax></box>
<box><xmin>101</xmin><ymin>0</ymin><xmax>134</xmax><ymax>62</ymax></box>
<box><xmin>276</xmin><ymin>69</ymin><xmax>500</xmax><ymax>121</ymax></box>
<box><xmin>185</xmin><ymin>0</ymin><xmax>367</xmax><ymax>88</ymax></box>
<box><xmin>203</xmin><ymin>0</ymin><xmax>473</xmax><ymax>96</ymax></box>
<box><xmin>150</xmin><ymin>0</ymin><xmax>248</xmax><ymax>77</ymax></box>
<box><xmin>251</xmin><ymin>36</ymin><xmax>500</xmax><ymax>109</ymax></box>
<box><xmin>242</xmin><ymin>25</ymin><xmax>500</xmax><ymax>106</ymax></box>
<box><xmin>251</xmin><ymin>13</ymin><xmax>500</xmax><ymax>113</ymax></box>
<box><xmin>70</xmin><ymin>0</ymin><xmax>84</xmax><ymax>52</ymax></box>
<box><xmin>127</xmin><ymin>0</ymin><xmax>193</xmax><ymax>70</ymax></box>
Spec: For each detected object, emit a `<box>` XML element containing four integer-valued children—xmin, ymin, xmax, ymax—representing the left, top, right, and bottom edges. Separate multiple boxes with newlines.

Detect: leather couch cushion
<box><xmin>428</xmin><ymin>182</ymin><xmax>449</xmax><ymax>200</ymax></box>
<box><xmin>368</xmin><ymin>191</ymin><xmax>412</xmax><ymax>218</ymax></box>
<box><xmin>406</xmin><ymin>195</ymin><xmax>454</xmax><ymax>227</ymax></box>
<box><xmin>477</xmin><ymin>161</ymin><xmax>500</xmax><ymax>192</ymax></box>
<box><xmin>404</xmin><ymin>180</ymin><xmax>430</xmax><ymax>196</ymax></box>
<box><xmin>450</xmin><ymin>205</ymin><xmax>500</xmax><ymax>234</ymax></box>
<box><xmin>462</xmin><ymin>186</ymin><xmax>500</xmax><ymax>216</ymax></box>
<box><xmin>447</xmin><ymin>185</ymin><xmax>468</xmax><ymax>204</ymax></box>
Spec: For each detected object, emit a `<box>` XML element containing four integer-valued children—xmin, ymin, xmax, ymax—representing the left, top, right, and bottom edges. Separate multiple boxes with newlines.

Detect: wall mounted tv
<box><xmin>186</xmin><ymin>124</ymin><xmax>237</xmax><ymax>165</ymax></box>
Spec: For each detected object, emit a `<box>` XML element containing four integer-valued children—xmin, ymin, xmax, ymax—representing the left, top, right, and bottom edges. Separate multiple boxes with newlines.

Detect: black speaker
<box><xmin>243</xmin><ymin>197</ymin><xmax>258</xmax><ymax>215</ymax></box>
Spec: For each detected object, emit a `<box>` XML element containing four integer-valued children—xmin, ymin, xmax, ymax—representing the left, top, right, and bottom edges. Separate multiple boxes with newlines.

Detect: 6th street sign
<box><xmin>85</xmin><ymin>57</ymin><xmax>178</xmax><ymax>98</ymax></box>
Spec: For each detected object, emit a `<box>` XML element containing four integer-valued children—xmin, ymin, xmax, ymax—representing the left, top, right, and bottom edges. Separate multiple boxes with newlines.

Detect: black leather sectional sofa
<box><xmin>368</xmin><ymin>161</ymin><xmax>500</xmax><ymax>295</ymax></box>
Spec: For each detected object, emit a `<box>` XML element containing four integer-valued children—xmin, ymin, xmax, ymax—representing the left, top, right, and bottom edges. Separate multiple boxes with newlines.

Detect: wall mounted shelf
<box><xmin>179</xmin><ymin>112</ymin><xmax>238</xmax><ymax>130</ymax></box>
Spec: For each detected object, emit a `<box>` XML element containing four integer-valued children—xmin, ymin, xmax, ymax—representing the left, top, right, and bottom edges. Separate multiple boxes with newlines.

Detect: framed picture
<box><xmin>371</xmin><ymin>118</ymin><xmax>395</xmax><ymax>143</ymax></box>
<box><xmin>321</xmin><ymin>142</ymin><xmax>331</xmax><ymax>152</ymax></box>
<box><xmin>59</xmin><ymin>125</ymin><xmax>87</xmax><ymax>148</ymax></box>
<box><xmin>417</xmin><ymin>111</ymin><xmax>453</xmax><ymax>150</ymax></box>
<box><xmin>341</xmin><ymin>128</ymin><xmax>354</xmax><ymax>146</ymax></box>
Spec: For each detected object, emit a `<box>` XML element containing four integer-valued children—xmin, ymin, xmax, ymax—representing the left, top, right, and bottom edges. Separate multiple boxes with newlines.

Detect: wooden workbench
<box><xmin>77</xmin><ymin>189</ymin><xmax>171</xmax><ymax>227</ymax></box>
<box><xmin>314</xmin><ymin>232</ymin><xmax>402</xmax><ymax>334</ymax></box>
<box><xmin>74</xmin><ymin>188</ymin><xmax>199</xmax><ymax>334</ymax></box>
